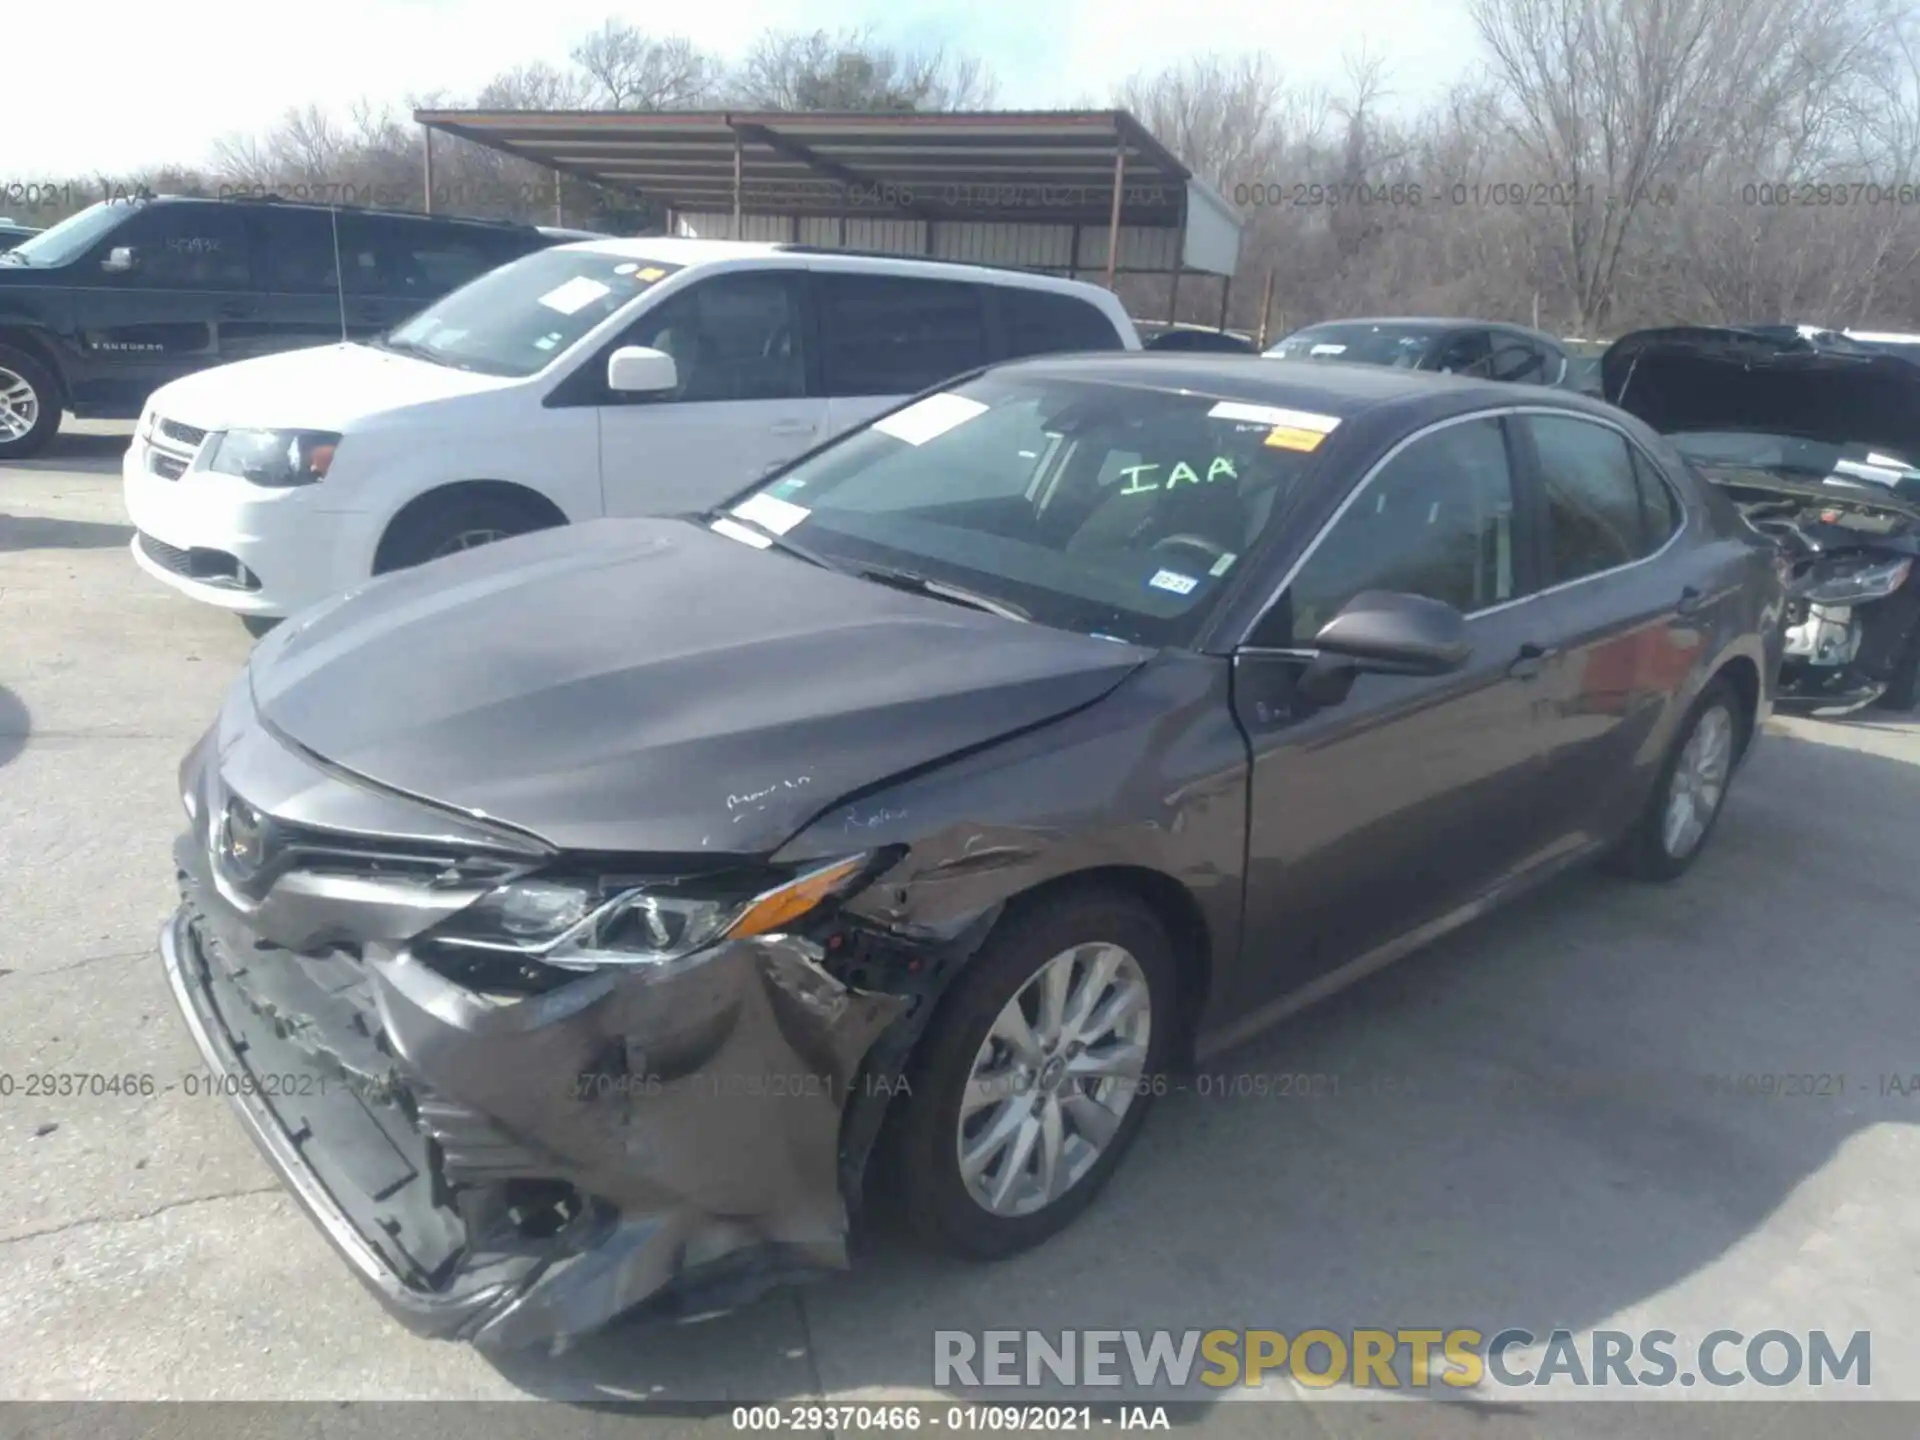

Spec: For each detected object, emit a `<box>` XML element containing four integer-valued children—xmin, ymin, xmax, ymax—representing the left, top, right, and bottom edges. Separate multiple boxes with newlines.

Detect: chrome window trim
<box><xmin>1238</xmin><ymin>403</ymin><xmax>1692</xmax><ymax>647</ymax></box>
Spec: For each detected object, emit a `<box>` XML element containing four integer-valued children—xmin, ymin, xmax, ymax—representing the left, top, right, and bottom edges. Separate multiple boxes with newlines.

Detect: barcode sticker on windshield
<box><xmin>731</xmin><ymin>492</ymin><xmax>811</xmax><ymax>535</ymax></box>
<box><xmin>1208</xmin><ymin>401</ymin><xmax>1343</xmax><ymax>433</ymax></box>
<box><xmin>1309</xmin><ymin>343</ymin><xmax>1348</xmax><ymax>356</ymax></box>
<box><xmin>873</xmin><ymin>393</ymin><xmax>989</xmax><ymax>446</ymax></box>
<box><xmin>537</xmin><ymin>276</ymin><xmax>613</xmax><ymax>315</ymax></box>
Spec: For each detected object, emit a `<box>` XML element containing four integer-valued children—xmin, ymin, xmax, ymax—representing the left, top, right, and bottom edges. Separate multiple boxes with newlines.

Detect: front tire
<box><xmin>1606</xmin><ymin>676</ymin><xmax>1741</xmax><ymax>882</ymax></box>
<box><xmin>888</xmin><ymin>889</ymin><xmax>1177</xmax><ymax>1260</ymax></box>
<box><xmin>373</xmin><ymin>491</ymin><xmax>560</xmax><ymax>574</ymax></box>
<box><xmin>0</xmin><ymin>346</ymin><xmax>61</xmax><ymax>461</ymax></box>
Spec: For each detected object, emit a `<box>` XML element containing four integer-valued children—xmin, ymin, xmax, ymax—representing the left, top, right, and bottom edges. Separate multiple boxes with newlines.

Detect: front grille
<box><xmin>158</xmin><ymin>416</ymin><xmax>208</xmax><ymax>447</ymax></box>
<box><xmin>136</xmin><ymin>531</ymin><xmax>261</xmax><ymax>591</ymax></box>
<box><xmin>148</xmin><ymin>448</ymin><xmax>188</xmax><ymax>480</ymax></box>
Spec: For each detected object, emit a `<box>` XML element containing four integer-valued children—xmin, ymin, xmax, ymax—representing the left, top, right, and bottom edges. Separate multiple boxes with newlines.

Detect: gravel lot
<box><xmin>4</xmin><ymin>422</ymin><xmax>1919</xmax><ymax>1428</ymax></box>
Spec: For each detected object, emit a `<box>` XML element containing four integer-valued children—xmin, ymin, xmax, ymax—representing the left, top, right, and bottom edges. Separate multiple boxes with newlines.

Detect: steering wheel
<box><xmin>1151</xmin><ymin>533</ymin><xmax>1233</xmax><ymax>568</ymax></box>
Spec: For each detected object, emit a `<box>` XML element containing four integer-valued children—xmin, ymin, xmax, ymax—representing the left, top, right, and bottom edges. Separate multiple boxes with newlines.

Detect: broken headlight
<box><xmin>1801</xmin><ymin>555</ymin><xmax>1913</xmax><ymax>605</ymax></box>
<box><xmin>427</xmin><ymin>854</ymin><xmax>874</xmax><ymax>971</ymax></box>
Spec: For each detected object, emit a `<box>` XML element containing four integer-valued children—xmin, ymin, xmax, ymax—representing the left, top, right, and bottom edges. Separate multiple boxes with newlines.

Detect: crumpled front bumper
<box><xmin>160</xmin><ymin>845</ymin><xmax>912</xmax><ymax>1353</ymax></box>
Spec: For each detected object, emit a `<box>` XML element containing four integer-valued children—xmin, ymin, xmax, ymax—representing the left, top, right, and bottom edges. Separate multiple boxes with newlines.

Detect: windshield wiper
<box><xmin>370</xmin><ymin>334</ymin><xmax>449</xmax><ymax>367</ymax></box>
<box><xmin>852</xmin><ymin>564</ymin><xmax>1029</xmax><ymax>621</ymax></box>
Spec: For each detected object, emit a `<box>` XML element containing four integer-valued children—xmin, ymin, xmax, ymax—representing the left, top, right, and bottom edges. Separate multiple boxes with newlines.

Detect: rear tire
<box><xmin>1605</xmin><ymin>676</ymin><xmax>1742</xmax><ymax>882</ymax></box>
<box><xmin>885</xmin><ymin>888</ymin><xmax>1177</xmax><ymax>1261</ymax></box>
<box><xmin>0</xmin><ymin>345</ymin><xmax>61</xmax><ymax>461</ymax></box>
<box><xmin>373</xmin><ymin>491</ymin><xmax>561</xmax><ymax>574</ymax></box>
<box><xmin>1876</xmin><ymin>629</ymin><xmax>1920</xmax><ymax>712</ymax></box>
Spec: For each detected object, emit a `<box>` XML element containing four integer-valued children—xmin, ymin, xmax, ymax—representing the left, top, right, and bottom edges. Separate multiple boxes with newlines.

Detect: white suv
<box><xmin>122</xmin><ymin>238</ymin><xmax>1140</xmax><ymax>626</ymax></box>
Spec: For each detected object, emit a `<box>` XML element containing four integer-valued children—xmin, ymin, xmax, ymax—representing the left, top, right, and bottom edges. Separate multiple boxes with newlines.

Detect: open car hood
<box><xmin>1601</xmin><ymin>326</ymin><xmax>1920</xmax><ymax>523</ymax></box>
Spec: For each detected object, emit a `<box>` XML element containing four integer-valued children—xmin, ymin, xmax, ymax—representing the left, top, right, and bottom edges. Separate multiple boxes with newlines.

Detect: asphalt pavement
<box><xmin>4</xmin><ymin>422</ymin><xmax>1919</xmax><ymax>1432</ymax></box>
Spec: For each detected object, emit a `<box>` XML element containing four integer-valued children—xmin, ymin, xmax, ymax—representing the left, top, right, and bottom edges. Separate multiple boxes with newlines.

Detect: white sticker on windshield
<box><xmin>873</xmin><ymin>392</ymin><xmax>989</xmax><ymax>446</ymax></box>
<box><xmin>1309</xmin><ymin>343</ymin><xmax>1348</xmax><ymax>356</ymax></box>
<box><xmin>1207</xmin><ymin>401</ymin><xmax>1343</xmax><ymax>433</ymax></box>
<box><xmin>711</xmin><ymin>517</ymin><xmax>773</xmax><ymax>549</ymax></box>
<box><xmin>1149</xmin><ymin>569</ymin><xmax>1199</xmax><ymax>596</ymax></box>
<box><xmin>731</xmin><ymin>492</ymin><xmax>811</xmax><ymax>535</ymax></box>
<box><xmin>1209</xmin><ymin>552</ymin><xmax>1238</xmax><ymax>577</ymax></box>
<box><xmin>537</xmin><ymin>276</ymin><xmax>613</xmax><ymax>315</ymax></box>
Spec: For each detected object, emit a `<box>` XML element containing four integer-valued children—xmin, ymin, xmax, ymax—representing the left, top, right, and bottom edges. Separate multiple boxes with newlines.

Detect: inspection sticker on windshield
<box><xmin>731</xmin><ymin>492</ymin><xmax>811</xmax><ymax>535</ymax></box>
<box><xmin>1264</xmin><ymin>426</ymin><xmax>1331</xmax><ymax>452</ymax></box>
<box><xmin>1149</xmin><ymin>569</ymin><xmax>1199</xmax><ymax>596</ymax></box>
<box><xmin>1309</xmin><ymin>342</ymin><xmax>1348</xmax><ymax>356</ymax></box>
<box><xmin>537</xmin><ymin>276</ymin><xmax>613</xmax><ymax>315</ymax></box>
<box><xmin>873</xmin><ymin>392</ymin><xmax>989</xmax><ymax>446</ymax></box>
<box><xmin>1207</xmin><ymin>401</ymin><xmax>1342</xmax><ymax>433</ymax></box>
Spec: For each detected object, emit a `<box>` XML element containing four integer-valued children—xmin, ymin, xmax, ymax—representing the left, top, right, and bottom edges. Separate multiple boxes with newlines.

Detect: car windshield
<box><xmin>713</xmin><ymin>371</ymin><xmax>1337</xmax><ymax>647</ymax></box>
<box><xmin>380</xmin><ymin>248</ymin><xmax>685</xmax><ymax>376</ymax></box>
<box><xmin>1</xmin><ymin>201</ymin><xmax>137</xmax><ymax>266</ymax></box>
<box><xmin>1265</xmin><ymin>322</ymin><xmax>1439</xmax><ymax>367</ymax></box>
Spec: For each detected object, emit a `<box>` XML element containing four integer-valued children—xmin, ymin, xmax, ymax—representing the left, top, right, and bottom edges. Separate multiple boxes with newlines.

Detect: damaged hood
<box><xmin>1601</xmin><ymin>325</ymin><xmax>1920</xmax><ymax>520</ymax></box>
<box><xmin>247</xmin><ymin>518</ymin><xmax>1148</xmax><ymax>856</ymax></box>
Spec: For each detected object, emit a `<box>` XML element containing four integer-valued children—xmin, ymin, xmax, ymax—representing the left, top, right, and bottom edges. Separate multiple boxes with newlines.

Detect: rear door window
<box><xmin>996</xmin><ymin>287</ymin><xmax>1124</xmax><ymax>358</ymax></box>
<box><xmin>815</xmin><ymin>272</ymin><xmax>989</xmax><ymax>396</ymax></box>
<box><xmin>1520</xmin><ymin>413</ymin><xmax>1662</xmax><ymax>582</ymax></box>
<box><xmin>1429</xmin><ymin>329</ymin><xmax>1493</xmax><ymax>375</ymax></box>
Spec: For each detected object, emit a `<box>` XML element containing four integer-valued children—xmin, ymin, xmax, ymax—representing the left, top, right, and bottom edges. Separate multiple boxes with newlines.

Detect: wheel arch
<box><xmin>1708</xmin><ymin>651</ymin><xmax>1762</xmax><ymax>757</ymax></box>
<box><xmin>371</xmin><ymin>479</ymin><xmax>572</xmax><ymax>573</ymax></box>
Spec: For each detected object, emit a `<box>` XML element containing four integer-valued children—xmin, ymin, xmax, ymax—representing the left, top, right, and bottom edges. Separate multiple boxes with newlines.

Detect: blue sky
<box><xmin>12</xmin><ymin>0</ymin><xmax>1478</xmax><ymax>176</ymax></box>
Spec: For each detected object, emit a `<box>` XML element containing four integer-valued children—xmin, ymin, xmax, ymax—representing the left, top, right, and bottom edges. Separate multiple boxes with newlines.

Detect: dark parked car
<box><xmin>1135</xmin><ymin>321</ymin><xmax>1260</xmax><ymax>354</ymax></box>
<box><xmin>1267</xmin><ymin>317</ymin><xmax>1573</xmax><ymax>387</ymax></box>
<box><xmin>162</xmin><ymin>355</ymin><xmax>1780</xmax><ymax>1351</ymax></box>
<box><xmin>1603</xmin><ymin>324</ymin><xmax>1920</xmax><ymax>713</ymax></box>
<box><xmin>0</xmin><ymin>196</ymin><xmax>576</xmax><ymax>459</ymax></box>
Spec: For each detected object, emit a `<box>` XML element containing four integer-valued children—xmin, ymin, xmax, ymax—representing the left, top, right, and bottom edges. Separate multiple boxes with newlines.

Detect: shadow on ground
<box><xmin>0</xmin><ymin>686</ymin><xmax>27</xmax><ymax>770</ymax></box>
<box><xmin>475</xmin><ymin>722</ymin><xmax>1920</xmax><ymax>1418</ymax></box>
<box><xmin>0</xmin><ymin>428</ymin><xmax>129</xmax><ymax>475</ymax></box>
<box><xmin>0</xmin><ymin>512</ymin><xmax>135</xmax><ymax>553</ymax></box>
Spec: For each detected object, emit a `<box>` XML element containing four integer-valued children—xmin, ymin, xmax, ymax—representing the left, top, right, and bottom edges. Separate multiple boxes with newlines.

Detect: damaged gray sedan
<box><xmin>162</xmin><ymin>355</ymin><xmax>1782</xmax><ymax>1351</ymax></box>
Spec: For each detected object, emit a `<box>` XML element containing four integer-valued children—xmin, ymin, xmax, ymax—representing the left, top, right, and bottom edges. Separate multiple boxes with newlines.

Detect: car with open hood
<box><xmin>161</xmin><ymin>354</ymin><xmax>1781</xmax><ymax>1351</ymax></box>
<box><xmin>1602</xmin><ymin>325</ymin><xmax>1920</xmax><ymax>713</ymax></box>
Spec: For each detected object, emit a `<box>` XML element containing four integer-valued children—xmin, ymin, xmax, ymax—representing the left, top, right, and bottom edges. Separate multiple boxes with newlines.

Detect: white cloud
<box><xmin>10</xmin><ymin>0</ymin><xmax>1480</xmax><ymax>176</ymax></box>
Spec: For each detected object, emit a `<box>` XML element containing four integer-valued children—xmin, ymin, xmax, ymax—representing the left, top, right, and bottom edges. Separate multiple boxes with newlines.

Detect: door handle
<box><xmin>217</xmin><ymin>302</ymin><xmax>256</xmax><ymax>318</ymax></box>
<box><xmin>1677</xmin><ymin>585</ymin><xmax>1705</xmax><ymax>616</ymax></box>
<box><xmin>767</xmin><ymin>419</ymin><xmax>815</xmax><ymax>436</ymax></box>
<box><xmin>1508</xmin><ymin>642</ymin><xmax>1556</xmax><ymax>680</ymax></box>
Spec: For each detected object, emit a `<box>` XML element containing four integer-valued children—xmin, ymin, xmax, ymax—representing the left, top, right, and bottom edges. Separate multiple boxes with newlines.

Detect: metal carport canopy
<box><xmin>410</xmin><ymin>108</ymin><xmax>1243</xmax><ymax>284</ymax></box>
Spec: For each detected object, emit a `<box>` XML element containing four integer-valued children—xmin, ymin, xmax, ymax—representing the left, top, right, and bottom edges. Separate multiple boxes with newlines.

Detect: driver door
<box><xmin>590</xmin><ymin>269</ymin><xmax>827</xmax><ymax>517</ymax></box>
<box><xmin>1230</xmin><ymin>414</ymin><xmax>1563</xmax><ymax>1007</ymax></box>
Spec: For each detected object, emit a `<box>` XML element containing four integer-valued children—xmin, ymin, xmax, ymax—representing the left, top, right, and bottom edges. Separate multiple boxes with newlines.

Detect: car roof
<box><xmin>559</xmin><ymin>235</ymin><xmax>1126</xmax><ymax>298</ymax></box>
<box><xmin>1287</xmin><ymin>316</ymin><xmax>1567</xmax><ymax>346</ymax></box>
<box><xmin>991</xmin><ymin>351</ymin><xmax>1615</xmax><ymax>424</ymax></box>
<box><xmin>143</xmin><ymin>194</ymin><xmax>542</xmax><ymax>231</ymax></box>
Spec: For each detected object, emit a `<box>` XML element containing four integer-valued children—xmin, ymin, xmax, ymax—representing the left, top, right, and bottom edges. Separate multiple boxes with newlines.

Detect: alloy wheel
<box><xmin>1663</xmin><ymin>703</ymin><xmax>1733</xmax><ymax>859</ymax></box>
<box><xmin>956</xmin><ymin>942</ymin><xmax>1152</xmax><ymax>1218</ymax></box>
<box><xmin>0</xmin><ymin>366</ymin><xmax>40</xmax><ymax>442</ymax></box>
<box><xmin>430</xmin><ymin>527</ymin><xmax>509</xmax><ymax>559</ymax></box>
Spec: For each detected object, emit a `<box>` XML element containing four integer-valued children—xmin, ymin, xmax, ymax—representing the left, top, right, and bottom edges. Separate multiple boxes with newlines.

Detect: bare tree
<box><xmin>570</xmin><ymin>20</ymin><xmax>721</xmax><ymax>110</ymax></box>
<box><xmin>730</xmin><ymin>27</ymin><xmax>998</xmax><ymax>111</ymax></box>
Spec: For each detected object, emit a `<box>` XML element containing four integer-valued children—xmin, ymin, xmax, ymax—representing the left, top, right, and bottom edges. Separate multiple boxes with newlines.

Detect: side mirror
<box><xmin>606</xmin><ymin>344</ymin><xmax>678</xmax><ymax>394</ymax></box>
<box><xmin>102</xmin><ymin>245</ymin><xmax>137</xmax><ymax>274</ymax></box>
<box><xmin>1311</xmin><ymin>589</ymin><xmax>1471</xmax><ymax>676</ymax></box>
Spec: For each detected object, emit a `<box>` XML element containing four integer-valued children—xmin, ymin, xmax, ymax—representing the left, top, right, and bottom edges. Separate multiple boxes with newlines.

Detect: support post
<box><xmin>553</xmin><ymin>169</ymin><xmax>563</xmax><ymax>227</ymax></box>
<box><xmin>1167</xmin><ymin>267</ymin><xmax>1182</xmax><ymax>323</ymax></box>
<box><xmin>422</xmin><ymin>125</ymin><xmax>434</xmax><ymax>214</ymax></box>
<box><xmin>731</xmin><ymin>129</ymin><xmax>744</xmax><ymax>239</ymax></box>
<box><xmin>1257</xmin><ymin>268</ymin><xmax>1275</xmax><ymax>347</ymax></box>
<box><xmin>1069</xmin><ymin>224</ymin><xmax>1082</xmax><ymax>281</ymax></box>
<box><xmin>1103</xmin><ymin>146</ymin><xmax>1127</xmax><ymax>291</ymax></box>
<box><xmin>1217</xmin><ymin>273</ymin><xmax>1233</xmax><ymax>332</ymax></box>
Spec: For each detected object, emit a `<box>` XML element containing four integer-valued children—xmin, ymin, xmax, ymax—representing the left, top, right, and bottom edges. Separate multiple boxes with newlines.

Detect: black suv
<box><xmin>0</xmin><ymin>196</ymin><xmax>579</xmax><ymax>459</ymax></box>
